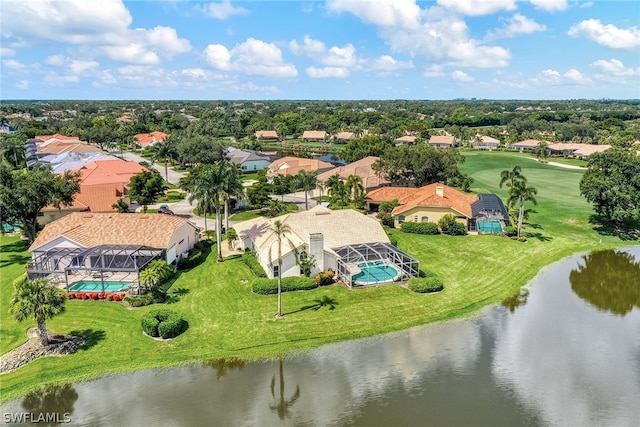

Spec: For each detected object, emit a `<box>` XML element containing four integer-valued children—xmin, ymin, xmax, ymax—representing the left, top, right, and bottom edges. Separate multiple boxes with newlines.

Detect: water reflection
<box><xmin>269</xmin><ymin>358</ymin><xmax>300</xmax><ymax>420</ymax></box>
<box><xmin>21</xmin><ymin>384</ymin><xmax>77</xmax><ymax>426</ymax></box>
<box><xmin>202</xmin><ymin>357</ymin><xmax>246</xmax><ymax>380</ymax></box>
<box><xmin>569</xmin><ymin>249</ymin><xmax>640</xmax><ymax>316</ymax></box>
<box><xmin>501</xmin><ymin>288</ymin><xmax>530</xmax><ymax>313</ymax></box>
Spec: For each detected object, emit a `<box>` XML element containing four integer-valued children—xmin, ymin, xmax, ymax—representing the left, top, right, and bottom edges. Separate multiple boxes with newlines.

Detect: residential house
<box><xmin>302</xmin><ymin>130</ymin><xmax>327</xmax><ymax>142</ymax></box>
<box><xmin>317</xmin><ymin>156</ymin><xmax>389</xmax><ymax>192</ymax></box>
<box><xmin>266</xmin><ymin>156</ymin><xmax>334</xmax><ymax>180</ymax></box>
<box><xmin>364</xmin><ymin>183</ymin><xmax>509</xmax><ymax>231</ymax></box>
<box><xmin>428</xmin><ymin>135</ymin><xmax>457</xmax><ymax>148</ymax></box>
<box><xmin>509</xmin><ymin>139</ymin><xmax>541</xmax><ymax>152</ymax></box>
<box><xmin>226</xmin><ymin>147</ymin><xmax>272</xmax><ymax>172</ymax></box>
<box><xmin>134</xmin><ymin>131</ymin><xmax>169</xmax><ymax>148</ymax></box>
<box><xmin>39</xmin><ymin>151</ymin><xmax>119</xmax><ymax>174</ymax></box>
<box><xmin>40</xmin><ymin>160</ymin><xmax>147</xmax><ymax>224</ymax></box>
<box><xmin>472</xmin><ymin>135</ymin><xmax>501</xmax><ymax>150</ymax></box>
<box><xmin>233</xmin><ymin>205</ymin><xmax>419</xmax><ymax>287</ymax></box>
<box><xmin>394</xmin><ymin>135</ymin><xmax>417</xmax><ymax>145</ymax></box>
<box><xmin>333</xmin><ymin>132</ymin><xmax>355</xmax><ymax>142</ymax></box>
<box><xmin>548</xmin><ymin>143</ymin><xmax>612</xmax><ymax>158</ymax></box>
<box><xmin>0</xmin><ymin>123</ymin><xmax>16</xmax><ymax>133</ymax></box>
<box><xmin>255</xmin><ymin>130</ymin><xmax>279</xmax><ymax>141</ymax></box>
<box><xmin>28</xmin><ymin>212</ymin><xmax>200</xmax><ymax>287</ymax></box>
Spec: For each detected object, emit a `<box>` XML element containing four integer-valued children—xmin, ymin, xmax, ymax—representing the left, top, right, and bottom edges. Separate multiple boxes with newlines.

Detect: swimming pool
<box><xmin>353</xmin><ymin>261</ymin><xmax>399</xmax><ymax>284</ymax></box>
<box><xmin>69</xmin><ymin>280</ymin><xmax>130</xmax><ymax>292</ymax></box>
<box><xmin>477</xmin><ymin>220</ymin><xmax>503</xmax><ymax>234</ymax></box>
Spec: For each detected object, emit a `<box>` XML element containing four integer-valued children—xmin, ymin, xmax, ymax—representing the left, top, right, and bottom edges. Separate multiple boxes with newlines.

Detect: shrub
<box><xmin>376</xmin><ymin>211</ymin><xmax>395</xmax><ymax>228</ymax></box>
<box><xmin>438</xmin><ymin>214</ymin><xmax>467</xmax><ymax>235</ymax></box>
<box><xmin>112</xmin><ymin>294</ymin><xmax>121</xmax><ymax>301</ymax></box>
<box><xmin>252</xmin><ymin>277</ymin><xmax>318</xmax><ymax>295</ymax></box>
<box><xmin>315</xmin><ymin>270</ymin><xmax>335</xmax><ymax>286</ymax></box>
<box><xmin>98</xmin><ymin>293</ymin><xmax>106</xmax><ymax>299</ymax></box>
<box><xmin>178</xmin><ymin>249</ymin><xmax>204</xmax><ymax>270</ymax></box>
<box><xmin>408</xmin><ymin>277</ymin><xmax>444</xmax><ymax>293</ymax></box>
<box><xmin>242</xmin><ymin>252</ymin><xmax>267</xmax><ymax>278</ymax></box>
<box><xmin>91</xmin><ymin>293</ymin><xmax>99</xmax><ymax>300</ymax></box>
<box><xmin>401</xmin><ymin>221</ymin><xmax>440</xmax><ymax>235</ymax></box>
<box><xmin>503</xmin><ymin>226</ymin><xmax>517</xmax><ymax>237</ymax></box>
<box><xmin>123</xmin><ymin>294</ymin><xmax>154</xmax><ymax>307</ymax></box>
<box><xmin>107</xmin><ymin>294</ymin><xmax>114</xmax><ymax>301</ymax></box>
<box><xmin>68</xmin><ymin>293</ymin><xmax>76</xmax><ymax>299</ymax></box>
<box><xmin>141</xmin><ymin>309</ymin><xmax>186</xmax><ymax>339</ymax></box>
<box><xmin>418</xmin><ymin>269</ymin><xmax>437</xmax><ymax>278</ymax></box>
<box><xmin>139</xmin><ymin>260</ymin><xmax>176</xmax><ymax>290</ymax></box>
<box><xmin>448</xmin><ymin>222</ymin><xmax>468</xmax><ymax>236</ymax></box>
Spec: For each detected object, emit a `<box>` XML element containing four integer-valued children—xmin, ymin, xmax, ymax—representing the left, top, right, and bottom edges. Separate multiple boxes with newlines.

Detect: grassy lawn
<box><xmin>240</xmin><ymin>172</ymin><xmax>260</xmax><ymax>182</ymax></box>
<box><xmin>1</xmin><ymin>151</ymin><xmax>636</xmax><ymax>401</ymax></box>
<box><xmin>230</xmin><ymin>203</ymin><xmax>299</xmax><ymax>221</ymax></box>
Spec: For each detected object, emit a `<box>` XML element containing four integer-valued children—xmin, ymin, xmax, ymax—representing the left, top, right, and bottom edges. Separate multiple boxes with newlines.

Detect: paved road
<box><xmin>120</xmin><ymin>151</ymin><xmax>185</xmax><ymax>185</ymax></box>
<box><xmin>523</xmin><ymin>157</ymin><xmax>586</xmax><ymax>170</ymax></box>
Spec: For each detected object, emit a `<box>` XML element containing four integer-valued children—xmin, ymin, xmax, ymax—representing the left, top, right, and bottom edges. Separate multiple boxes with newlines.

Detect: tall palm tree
<box><xmin>188</xmin><ymin>165</ymin><xmax>225</xmax><ymax>261</ymax></box>
<box><xmin>507</xmin><ymin>180</ymin><xmax>538</xmax><ymax>238</ymax></box>
<box><xmin>221</xmin><ymin>161</ymin><xmax>245</xmax><ymax>233</ymax></box>
<box><xmin>271</xmin><ymin>220</ymin><xmax>292</xmax><ymax>319</ymax></box>
<box><xmin>295</xmin><ymin>170</ymin><xmax>318</xmax><ymax>211</ymax></box>
<box><xmin>10</xmin><ymin>278</ymin><xmax>66</xmax><ymax>347</ymax></box>
<box><xmin>499</xmin><ymin>165</ymin><xmax>526</xmax><ymax>190</ymax></box>
<box><xmin>345</xmin><ymin>174</ymin><xmax>364</xmax><ymax>202</ymax></box>
<box><xmin>535</xmin><ymin>141</ymin><xmax>549</xmax><ymax>161</ymax></box>
<box><xmin>152</xmin><ymin>137</ymin><xmax>179</xmax><ymax>182</ymax></box>
<box><xmin>325</xmin><ymin>173</ymin><xmax>342</xmax><ymax>198</ymax></box>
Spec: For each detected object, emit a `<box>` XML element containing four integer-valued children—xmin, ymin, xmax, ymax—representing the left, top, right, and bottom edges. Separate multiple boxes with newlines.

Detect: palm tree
<box><xmin>188</xmin><ymin>165</ymin><xmax>225</xmax><ymax>261</ymax></box>
<box><xmin>535</xmin><ymin>141</ymin><xmax>549</xmax><ymax>161</ymax></box>
<box><xmin>152</xmin><ymin>137</ymin><xmax>179</xmax><ymax>182</ymax></box>
<box><xmin>507</xmin><ymin>180</ymin><xmax>538</xmax><ymax>238</ymax></box>
<box><xmin>345</xmin><ymin>174</ymin><xmax>364</xmax><ymax>202</ymax></box>
<box><xmin>271</xmin><ymin>220</ymin><xmax>292</xmax><ymax>319</ymax></box>
<box><xmin>221</xmin><ymin>161</ymin><xmax>244</xmax><ymax>233</ymax></box>
<box><xmin>269</xmin><ymin>357</ymin><xmax>300</xmax><ymax>419</ymax></box>
<box><xmin>10</xmin><ymin>278</ymin><xmax>66</xmax><ymax>347</ymax></box>
<box><xmin>499</xmin><ymin>165</ymin><xmax>526</xmax><ymax>190</ymax></box>
<box><xmin>294</xmin><ymin>170</ymin><xmax>318</xmax><ymax>211</ymax></box>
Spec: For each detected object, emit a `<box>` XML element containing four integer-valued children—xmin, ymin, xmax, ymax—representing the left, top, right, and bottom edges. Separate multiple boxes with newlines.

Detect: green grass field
<box><xmin>0</xmin><ymin>151</ymin><xmax>636</xmax><ymax>401</ymax></box>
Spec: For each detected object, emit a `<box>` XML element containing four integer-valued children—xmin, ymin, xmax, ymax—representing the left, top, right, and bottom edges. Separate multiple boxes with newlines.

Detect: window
<box><xmin>414</xmin><ymin>215</ymin><xmax>418</xmax><ymax>222</ymax></box>
<box><xmin>398</xmin><ymin>215</ymin><xmax>406</xmax><ymax>223</ymax></box>
<box><xmin>421</xmin><ymin>216</ymin><xmax>429</xmax><ymax>223</ymax></box>
<box><xmin>272</xmin><ymin>264</ymin><xmax>279</xmax><ymax>277</ymax></box>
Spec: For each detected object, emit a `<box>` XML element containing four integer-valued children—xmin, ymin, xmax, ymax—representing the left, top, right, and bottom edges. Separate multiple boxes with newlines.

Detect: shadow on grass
<box><xmin>524</xmin><ymin>231</ymin><xmax>553</xmax><ymax>242</ymax></box>
<box><xmin>0</xmin><ymin>253</ymin><xmax>31</xmax><ymax>268</ymax></box>
<box><xmin>284</xmin><ymin>296</ymin><xmax>338</xmax><ymax>315</ymax></box>
<box><xmin>69</xmin><ymin>329</ymin><xmax>106</xmax><ymax>351</ymax></box>
<box><xmin>589</xmin><ymin>215</ymin><xmax>640</xmax><ymax>241</ymax></box>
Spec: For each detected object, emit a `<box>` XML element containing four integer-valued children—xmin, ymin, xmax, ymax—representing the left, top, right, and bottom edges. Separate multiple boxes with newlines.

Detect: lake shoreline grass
<box><xmin>1</xmin><ymin>151</ymin><xmax>637</xmax><ymax>402</ymax></box>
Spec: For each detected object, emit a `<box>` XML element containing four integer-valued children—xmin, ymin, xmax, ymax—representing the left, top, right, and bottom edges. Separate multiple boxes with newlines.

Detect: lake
<box><xmin>2</xmin><ymin>246</ymin><xmax>639</xmax><ymax>426</ymax></box>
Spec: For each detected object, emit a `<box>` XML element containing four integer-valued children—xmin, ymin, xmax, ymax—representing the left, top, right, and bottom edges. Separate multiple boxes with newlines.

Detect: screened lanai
<box><xmin>28</xmin><ymin>244</ymin><xmax>163</xmax><ymax>291</ymax></box>
<box><xmin>333</xmin><ymin>242</ymin><xmax>420</xmax><ymax>288</ymax></box>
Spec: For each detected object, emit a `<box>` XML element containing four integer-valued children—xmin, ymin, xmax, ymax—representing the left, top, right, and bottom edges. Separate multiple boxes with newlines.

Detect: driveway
<box><xmin>120</xmin><ymin>151</ymin><xmax>185</xmax><ymax>185</ymax></box>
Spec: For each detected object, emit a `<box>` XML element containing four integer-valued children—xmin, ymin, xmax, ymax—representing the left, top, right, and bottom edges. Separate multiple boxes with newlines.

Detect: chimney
<box><xmin>436</xmin><ymin>185</ymin><xmax>445</xmax><ymax>197</ymax></box>
<box><xmin>308</xmin><ymin>233</ymin><xmax>324</xmax><ymax>276</ymax></box>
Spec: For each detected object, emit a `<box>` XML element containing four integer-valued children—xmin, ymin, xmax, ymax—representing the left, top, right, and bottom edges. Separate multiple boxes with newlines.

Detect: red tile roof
<box><xmin>429</xmin><ymin>135</ymin><xmax>456</xmax><ymax>146</ymax></box>
<box><xmin>38</xmin><ymin>142</ymin><xmax>104</xmax><ymax>154</ymax></box>
<box><xmin>134</xmin><ymin>131</ymin><xmax>169</xmax><ymax>145</ymax></box>
<box><xmin>317</xmin><ymin>156</ymin><xmax>388</xmax><ymax>190</ymax></box>
<box><xmin>267</xmin><ymin>156</ymin><xmax>334</xmax><ymax>177</ymax></box>
<box><xmin>77</xmin><ymin>160</ymin><xmax>146</xmax><ymax>186</ymax></box>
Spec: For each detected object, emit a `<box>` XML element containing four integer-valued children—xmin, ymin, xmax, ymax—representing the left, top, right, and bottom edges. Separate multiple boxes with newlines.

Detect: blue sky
<box><xmin>1</xmin><ymin>0</ymin><xmax>639</xmax><ymax>100</ymax></box>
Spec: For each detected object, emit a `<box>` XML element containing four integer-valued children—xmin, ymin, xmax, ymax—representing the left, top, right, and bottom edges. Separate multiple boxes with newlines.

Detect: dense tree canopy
<box><xmin>128</xmin><ymin>169</ymin><xmax>167</xmax><ymax>213</ymax></box>
<box><xmin>341</xmin><ymin>135</ymin><xmax>394</xmax><ymax>163</ymax></box>
<box><xmin>580</xmin><ymin>149</ymin><xmax>640</xmax><ymax>223</ymax></box>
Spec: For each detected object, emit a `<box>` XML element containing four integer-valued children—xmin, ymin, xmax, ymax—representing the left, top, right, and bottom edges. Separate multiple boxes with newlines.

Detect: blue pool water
<box><xmin>477</xmin><ymin>220</ymin><xmax>503</xmax><ymax>233</ymax></box>
<box><xmin>69</xmin><ymin>281</ymin><xmax>130</xmax><ymax>292</ymax></box>
<box><xmin>353</xmin><ymin>261</ymin><xmax>399</xmax><ymax>283</ymax></box>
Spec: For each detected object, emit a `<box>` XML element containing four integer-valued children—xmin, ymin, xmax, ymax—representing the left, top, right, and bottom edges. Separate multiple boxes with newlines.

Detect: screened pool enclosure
<box><xmin>333</xmin><ymin>242</ymin><xmax>420</xmax><ymax>288</ymax></box>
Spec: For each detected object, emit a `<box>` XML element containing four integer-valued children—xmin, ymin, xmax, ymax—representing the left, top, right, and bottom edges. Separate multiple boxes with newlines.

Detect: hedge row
<box><xmin>251</xmin><ymin>277</ymin><xmax>317</xmax><ymax>295</ymax></box>
<box><xmin>407</xmin><ymin>277</ymin><xmax>444</xmax><ymax>293</ymax></box>
<box><xmin>178</xmin><ymin>240</ymin><xmax>213</xmax><ymax>270</ymax></box>
<box><xmin>123</xmin><ymin>294</ymin><xmax>155</xmax><ymax>307</ymax></box>
<box><xmin>242</xmin><ymin>252</ymin><xmax>267</xmax><ymax>277</ymax></box>
<box><xmin>141</xmin><ymin>309</ymin><xmax>186</xmax><ymax>339</ymax></box>
<box><xmin>401</xmin><ymin>222</ymin><xmax>440</xmax><ymax>235</ymax></box>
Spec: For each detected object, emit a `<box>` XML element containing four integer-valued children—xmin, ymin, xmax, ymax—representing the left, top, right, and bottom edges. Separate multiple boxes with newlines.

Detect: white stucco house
<box><xmin>227</xmin><ymin>147</ymin><xmax>273</xmax><ymax>172</ymax></box>
<box><xmin>232</xmin><ymin>206</ymin><xmax>419</xmax><ymax>287</ymax></box>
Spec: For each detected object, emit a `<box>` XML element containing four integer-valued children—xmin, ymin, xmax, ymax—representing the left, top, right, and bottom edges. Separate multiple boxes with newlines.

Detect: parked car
<box><xmin>159</xmin><ymin>209</ymin><xmax>175</xmax><ymax>215</ymax></box>
<box><xmin>158</xmin><ymin>205</ymin><xmax>169</xmax><ymax>212</ymax></box>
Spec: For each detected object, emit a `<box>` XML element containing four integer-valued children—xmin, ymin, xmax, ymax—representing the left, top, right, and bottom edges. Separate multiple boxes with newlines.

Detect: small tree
<box><xmin>508</xmin><ymin>180</ymin><xmax>539</xmax><ymax>238</ymax></box>
<box><xmin>226</xmin><ymin>227</ymin><xmax>238</xmax><ymax>250</ymax></box>
<box><xmin>128</xmin><ymin>169</ymin><xmax>167</xmax><ymax>213</ymax></box>
<box><xmin>139</xmin><ymin>260</ymin><xmax>176</xmax><ymax>292</ymax></box>
<box><xmin>10</xmin><ymin>278</ymin><xmax>66</xmax><ymax>347</ymax></box>
<box><xmin>111</xmin><ymin>198</ymin><xmax>129</xmax><ymax>213</ymax></box>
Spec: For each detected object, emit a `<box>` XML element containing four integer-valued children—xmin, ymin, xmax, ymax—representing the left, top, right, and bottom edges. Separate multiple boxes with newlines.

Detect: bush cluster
<box><xmin>315</xmin><ymin>270</ymin><xmax>335</xmax><ymax>286</ymax></box>
<box><xmin>141</xmin><ymin>309</ymin><xmax>186</xmax><ymax>339</ymax></box>
<box><xmin>503</xmin><ymin>226</ymin><xmax>517</xmax><ymax>237</ymax></box>
<box><xmin>438</xmin><ymin>214</ymin><xmax>467</xmax><ymax>235</ymax></box>
<box><xmin>401</xmin><ymin>222</ymin><xmax>440</xmax><ymax>235</ymax></box>
<box><xmin>251</xmin><ymin>277</ymin><xmax>317</xmax><ymax>295</ymax></box>
<box><xmin>242</xmin><ymin>252</ymin><xmax>267</xmax><ymax>277</ymax></box>
<box><xmin>123</xmin><ymin>294</ymin><xmax>155</xmax><ymax>307</ymax></box>
<box><xmin>178</xmin><ymin>240</ymin><xmax>213</xmax><ymax>269</ymax></box>
<box><xmin>408</xmin><ymin>277</ymin><xmax>444</xmax><ymax>293</ymax></box>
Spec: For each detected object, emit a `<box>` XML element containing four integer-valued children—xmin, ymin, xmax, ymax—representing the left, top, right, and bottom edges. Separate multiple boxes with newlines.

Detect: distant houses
<box><xmin>428</xmin><ymin>135</ymin><xmax>457</xmax><ymax>148</ymax></box>
<box><xmin>547</xmin><ymin>143</ymin><xmax>612</xmax><ymax>159</ymax></box>
<box><xmin>472</xmin><ymin>136</ymin><xmax>501</xmax><ymax>150</ymax></box>
<box><xmin>508</xmin><ymin>139</ymin><xmax>541</xmax><ymax>152</ymax></box>
<box><xmin>255</xmin><ymin>130</ymin><xmax>279</xmax><ymax>141</ymax></box>
<box><xmin>317</xmin><ymin>156</ymin><xmax>389</xmax><ymax>192</ymax></box>
<box><xmin>266</xmin><ymin>156</ymin><xmax>334</xmax><ymax>180</ymax></box>
<box><xmin>226</xmin><ymin>147</ymin><xmax>272</xmax><ymax>172</ymax></box>
<box><xmin>333</xmin><ymin>132</ymin><xmax>355</xmax><ymax>142</ymax></box>
<box><xmin>302</xmin><ymin>130</ymin><xmax>327</xmax><ymax>142</ymax></box>
<box><xmin>394</xmin><ymin>135</ymin><xmax>416</xmax><ymax>145</ymax></box>
<box><xmin>134</xmin><ymin>131</ymin><xmax>169</xmax><ymax>148</ymax></box>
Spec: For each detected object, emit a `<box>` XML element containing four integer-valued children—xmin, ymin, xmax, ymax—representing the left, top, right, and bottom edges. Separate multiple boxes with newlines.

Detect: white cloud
<box><xmin>437</xmin><ymin>0</ymin><xmax>516</xmax><ymax>16</ymax></box>
<box><xmin>16</xmin><ymin>80</ymin><xmax>29</xmax><ymax>89</ymax></box>
<box><xmin>289</xmin><ymin>35</ymin><xmax>326</xmax><ymax>56</ymax></box>
<box><xmin>568</xmin><ymin>19</ymin><xmax>640</xmax><ymax>49</ymax></box>
<box><xmin>2</xmin><ymin>59</ymin><xmax>26</xmax><ymax>70</ymax></box>
<box><xmin>290</xmin><ymin>36</ymin><xmax>363</xmax><ymax>72</ymax></box>
<box><xmin>44</xmin><ymin>74</ymin><xmax>80</xmax><ymax>85</ymax></box>
<box><xmin>102</xmin><ymin>44</ymin><xmax>160</xmax><ymax>65</ymax></box>
<box><xmin>369</xmin><ymin>55</ymin><xmax>414</xmax><ymax>72</ymax></box>
<box><xmin>322</xmin><ymin>44</ymin><xmax>358</xmax><ymax>67</ymax></box>
<box><xmin>591</xmin><ymin>59</ymin><xmax>640</xmax><ymax>77</ymax></box>
<box><xmin>451</xmin><ymin>70</ymin><xmax>474</xmax><ymax>81</ymax></box>
<box><xmin>100</xmin><ymin>70</ymin><xmax>117</xmax><ymax>85</ymax></box>
<box><xmin>530</xmin><ymin>0</ymin><xmax>569</xmax><ymax>11</ymax></box>
<box><xmin>238</xmin><ymin>82</ymin><xmax>278</xmax><ymax>93</ymax></box>
<box><xmin>488</xmin><ymin>14</ymin><xmax>546</xmax><ymax>39</ymax></box>
<box><xmin>201</xmin><ymin>0</ymin><xmax>249</xmax><ymax>20</ymax></box>
<box><xmin>144</xmin><ymin>26</ymin><xmax>191</xmax><ymax>57</ymax></box>
<box><xmin>45</xmin><ymin>55</ymin><xmax>65</xmax><ymax>66</ymax></box>
<box><xmin>327</xmin><ymin>0</ymin><xmax>421</xmax><ymax>28</ymax></box>
<box><xmin>204</xmin><ymin>38</ymin><xmax>297</xmax><ymax>77</ymax></box>
<box><xmin>69</xmin><ymin>60</ymin><xmax>100</xmax><ymax>75</ymax></box>
<box><xmin>306</xmin><ymin>66</ymin><xmax>350</xmax><ymax>78</ymax></box>
<box><xmin>182</xmin><ymin>68</ymin><xmax>212</xmax><ymax>79</ymax></box>
<box><xmin>539</xmin><ymin>68</ymin><xmax>591</xmax><ymax>85</ymax></box>
<box><xmin>424</xmin><ymin>64</ymin><xmax>445</xmax><ymax>77</ymax></box>
<box><xmin>564</xmin><ymin>68</ymin><xmax>590</xmax><ymax>84</ymax></box>
<box><xmin>0</xmin><ymin>47</ymin><xmax>16</xmax><ymax>56</ymax></box>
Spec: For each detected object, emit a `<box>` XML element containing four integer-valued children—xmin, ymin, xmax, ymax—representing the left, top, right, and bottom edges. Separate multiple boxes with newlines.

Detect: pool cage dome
<box><xmin>333</xmin><ymin>242</ymin><xmax>420</xmax><ymax>288</ymax></box>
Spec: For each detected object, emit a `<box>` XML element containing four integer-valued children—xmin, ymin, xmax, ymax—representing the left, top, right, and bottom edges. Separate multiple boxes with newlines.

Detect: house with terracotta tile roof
<box><xmin>28</xmin><ymin>212</ymin><xmax>200</xmax><ymax>289</ymax></box>
<box><xmin>302</xmin><ymin>130</ymin><xmax>327</xmax><ymax>142</ymax></box>
<box><xmin>548</xmin><ymin>143</ymin><xmax>612</xmax><ymax>158</ymax></box>
<box><xmin>365</xmin><ymin>183</ymin><xmax>510</xmax><ymax>232</ymax></box>
<box><xmin>472</xmin><ymin>135</ymin><xmax>501</xmax><ymax>150</ymax></box>
<box><xmin>134</xmin><ymin>131</ymin><xmax>169</xmax><ymax>148</ymax></box>
<box><xmin>394</xmin><ymin>135</ymin><xmax>417</xmax><ymax>145</ymax></box>
<box><xmin>39</xmin><ymin>160</ymin><xmax>147</xmax><ymax>224</ymax></box>
<box><xmin>266</xmin><ymin>156</ymin><xmax>334</xmax><ymax>180</ymax></box>
<box><xmin>233</xmin><ymin>205</ymin><xmax>419</xmax><ymax>287</ymax></box>
<box><xmin>509</xmin><ymin>139</ymin><xmax>541</xmax><ymax>152</ymax></box>
<box><xmin>255</xmin><ymin>130</ymin><xmax>279</xmax><ymax>140</ymax></box>
<box><xmin>317</xmin><ymin>156</ymin><xmax>389</xmax><ymax>192</ymax></box>
<box><xmin>333</xmin><ymin>131</ymin><xmax>355</xmax><ymax>142</ymax></box>
<box><xmin>428</xmin><ymin>135</ymin><xmax>457</xmax><ymax>148</ymax></box>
